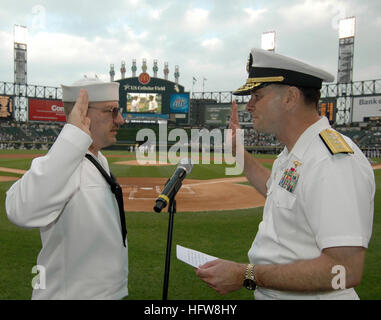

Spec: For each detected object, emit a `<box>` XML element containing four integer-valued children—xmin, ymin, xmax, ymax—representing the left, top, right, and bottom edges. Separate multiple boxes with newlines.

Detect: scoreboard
<box><xmin>0</xmin><ymin>95</ymin><xmax>13</xmax><ymax>120</ymax></box>
<box><xmin>318</xmin><ymin>98</ymin><xmax>336</xmax><ymax>124</ymax></box>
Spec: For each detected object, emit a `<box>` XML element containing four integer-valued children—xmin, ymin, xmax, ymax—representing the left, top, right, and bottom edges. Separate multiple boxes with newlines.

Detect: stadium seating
<box><xmin>1</xmin><ymin>118</ymin><xmax>380</xmax><ymax>157</ymax></box>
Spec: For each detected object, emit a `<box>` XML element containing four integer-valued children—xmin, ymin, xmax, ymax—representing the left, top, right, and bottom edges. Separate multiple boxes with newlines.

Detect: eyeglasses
<box><xmin>88</xmin><ymin>105</ymin><xmax>120</xmax><ymax>119</ymax></box>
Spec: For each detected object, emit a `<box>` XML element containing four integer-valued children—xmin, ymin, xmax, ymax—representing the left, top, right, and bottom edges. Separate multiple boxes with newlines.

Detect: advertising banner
<box><xmin>352</xmin><ymin>95</ymin><xmax>381</xmax><ymax>122</ymax></box>
<box><xmin>28</xmin><ymin>98</ymin><xmax>66</xmax><ymax>122</ymax></box>
<box><xmin>204</xmin><ymin>103</ymin><xmax>246</xmax><ymax>126</ymax></box>
<box><xmin>170</xmin><ymin>93</ymin><xmax>189</xmax><ymax>113</ymax></box>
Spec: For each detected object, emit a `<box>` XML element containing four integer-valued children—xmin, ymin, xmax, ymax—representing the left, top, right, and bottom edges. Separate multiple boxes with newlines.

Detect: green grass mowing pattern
<box><xmin>0</xmin><ymin>158</ymin><xmax>34</xmax><ymax>172</ymax></box>
<box><xmin>0</xmin><ymin>181</ymin><xmax>41</xmax><ymax>300</ymax></box>
<box><xmin>126</xmin><ymin>208</ymin><xmax>262</xmax><ymax>300</ymax></box>
<box><xmin>355</xmin><ymin>169</ymin><xmax>381</xmax><ymax>300</ymax></box>
<box><xmin>0</xmin><ymin>171</ymin><xmax>20</xmax><ymax>178</ymax></box>
<box><xmin>0</xmin><ymin>150</ymin><xmax>47</xmax><ymax>155</ymax></box>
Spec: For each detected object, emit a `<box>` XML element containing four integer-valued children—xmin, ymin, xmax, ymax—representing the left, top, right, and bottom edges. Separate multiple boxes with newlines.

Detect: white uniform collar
<box><xmin>280</xmin><ymin>116</ymin><xmax>331</xmax><ymax>160</ymax></box>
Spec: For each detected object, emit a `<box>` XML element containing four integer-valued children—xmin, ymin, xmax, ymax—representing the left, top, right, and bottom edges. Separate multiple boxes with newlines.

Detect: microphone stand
<box><xmin>162</xmin><ymin>181</ymin><xmax>182</xmax><ymax>301</ymax></box>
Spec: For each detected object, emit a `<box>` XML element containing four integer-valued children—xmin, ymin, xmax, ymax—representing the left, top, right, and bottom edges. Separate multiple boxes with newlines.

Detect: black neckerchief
<box><xmin>85</xmin><ymin>153</ymin><xmax>127</xmax><ymax>247</ymax></box>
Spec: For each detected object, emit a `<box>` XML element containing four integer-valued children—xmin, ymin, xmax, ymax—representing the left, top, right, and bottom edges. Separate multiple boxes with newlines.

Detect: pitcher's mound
<box><xmin>117</xmin><ymin>176</ymin><xmax>265</xmax><ymax>212</ymax></box>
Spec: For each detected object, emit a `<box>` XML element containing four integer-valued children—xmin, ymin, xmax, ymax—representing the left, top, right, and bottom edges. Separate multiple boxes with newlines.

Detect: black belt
<box><xmin>85</xmin><ymin>154</ymin><xmax>127</xmax><ymax>247</ymax></box>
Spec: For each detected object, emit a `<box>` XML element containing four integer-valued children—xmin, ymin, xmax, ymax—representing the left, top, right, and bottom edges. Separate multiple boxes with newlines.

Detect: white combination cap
<box><xmin>61</xmin><ymin>76</ymin><xmax>120</xmax><ymax>102</ymax></box>
<box><xmin>234</xmin><ymin>48</ymin><xmax>335</xmax><ymax>95</ymax></box>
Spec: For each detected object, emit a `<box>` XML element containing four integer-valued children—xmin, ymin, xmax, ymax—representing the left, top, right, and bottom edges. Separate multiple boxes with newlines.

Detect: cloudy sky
<box><xmin>0</xmin><ymin>0</ymin><xmax>380</xmax><ymax>93</ymax></box>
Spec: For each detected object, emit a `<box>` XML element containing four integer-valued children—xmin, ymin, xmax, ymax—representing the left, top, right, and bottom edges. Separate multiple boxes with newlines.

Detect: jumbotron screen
<box><xmin>126</xmin><ymin>93</ymin><xmax>162</xmax><ymax>114</ymax></box>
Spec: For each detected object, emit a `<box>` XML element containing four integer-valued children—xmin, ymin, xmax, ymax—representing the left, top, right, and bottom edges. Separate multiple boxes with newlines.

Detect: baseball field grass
<box><xmin>0</xmin><ymin>149</ymin><xmax>380</xmax><ymax>300</ymax></box>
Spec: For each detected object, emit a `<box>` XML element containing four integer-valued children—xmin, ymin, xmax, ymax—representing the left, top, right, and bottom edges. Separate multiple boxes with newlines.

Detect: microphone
<box><xmin>154</xmin><ymin>158</ymin><xmax>193</xmax><ymax>213</ymax></box>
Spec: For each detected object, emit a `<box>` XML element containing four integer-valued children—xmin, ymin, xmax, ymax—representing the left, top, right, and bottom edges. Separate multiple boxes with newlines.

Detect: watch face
<box><xmin>244</xmin><ymin>279</ymin><xmax>256</xmax><ymax>290</ymax></box>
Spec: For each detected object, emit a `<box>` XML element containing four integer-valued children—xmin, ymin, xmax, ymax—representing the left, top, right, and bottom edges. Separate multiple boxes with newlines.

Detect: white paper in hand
<box><xmin>176</xmin><ymin>244</ymin><xmax>218</xmax><ymax>268</ymax></box>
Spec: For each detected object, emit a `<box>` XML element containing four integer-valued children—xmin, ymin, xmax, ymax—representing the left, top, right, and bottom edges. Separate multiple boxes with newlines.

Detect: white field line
<box><xmin>184</xmin><ymin>177</ymin><xmax>248</xmax><ymax>187</ymax></box>
<box><xmin>122</xmin><ymin>177</ymin><xmax>247</xmax><ymax>200</ymax></box>
<box><xmin>0</xmin><ymin>167</ymin><xmax>26</xmax><ymax>174</ymax></box>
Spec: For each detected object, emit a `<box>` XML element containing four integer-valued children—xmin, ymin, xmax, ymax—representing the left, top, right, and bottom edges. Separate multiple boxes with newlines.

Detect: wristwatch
<box><xmin>243</xmin><ymin>264</ymin><xmax>256</xmax><ymax>290</ymax></box>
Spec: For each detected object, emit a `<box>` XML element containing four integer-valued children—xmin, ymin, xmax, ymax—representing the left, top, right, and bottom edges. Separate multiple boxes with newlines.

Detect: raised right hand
<box><xmin>228</xmin><ymin>100</ymin><xmax>242</xmax><ymax>156</ymax></box>
<box><xmin>67</xmin><ymin>89</ymin><xmax>91</xmax><ymax>136</ymax></box>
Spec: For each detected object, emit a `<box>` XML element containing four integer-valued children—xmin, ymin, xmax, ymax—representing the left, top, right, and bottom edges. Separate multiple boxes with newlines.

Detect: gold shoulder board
<box><xmin>319</xmin><ymin>129</ymin><xmax>354</xmax><ymax>155</ymax></box>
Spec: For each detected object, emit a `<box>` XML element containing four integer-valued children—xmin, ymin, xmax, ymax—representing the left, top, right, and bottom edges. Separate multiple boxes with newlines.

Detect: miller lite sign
<box><xmin>170</xmin><ymin>93</ymin><xmax>189</xmax><ymax>113</ymax></box>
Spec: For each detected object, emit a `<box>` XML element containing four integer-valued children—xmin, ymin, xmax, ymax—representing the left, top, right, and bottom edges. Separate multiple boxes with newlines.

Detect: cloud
<box><xmin>128</xmin><ymin>0</ymin><xmax>141</xmax><ymax>6</ymax></box>
<box><xmin>243</xmin><ymin>8</ymin><xmax>267</xmax><ymax>22</ymax></box>
<box><xmin>201</xmin><ymin>37</ymin><xmax>223</xmax><ymax>50</ymax></box>
<box><xmin>15</xmin><ymin>29</ymin><xmax>155</xmax><ymax>86</ymax></box>
<box><xmin>184</xmin><ymin>8</ymin><xmax>209</xmax><ymax>30</ymax></box>
<box><xmin>150</xmin><ymin>9</ymin><xmax>163</xmax><ymax>20</ymax></box>
<box><xmin>354</xmin><ymin>64</ymin><xmax>381</xmax><ymax>82</ymax></box>
<box><xmin>0</xmin><ymin>0</ymin><xmax>380</xmax><ymax>93</ymax></box>
<box><xmin>122</xmin><ymin>25</ymin><xmax>149</xmax><ymax>41</ymax></box>
<box><xmin>278</xmin><ymin>0</ymin><xmax>351</xmax><ymax>29</ymax></box>
<box><xmin>0</xmin><ymin>31</ymin><xmax>14</xmax><ymax>82</ymax></box>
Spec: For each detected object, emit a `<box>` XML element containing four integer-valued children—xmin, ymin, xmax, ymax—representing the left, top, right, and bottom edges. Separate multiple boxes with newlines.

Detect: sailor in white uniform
<box><xmin>6</xmin><ymin>77</ymin><xmax>128</xmax><ymax>300</ymax></box>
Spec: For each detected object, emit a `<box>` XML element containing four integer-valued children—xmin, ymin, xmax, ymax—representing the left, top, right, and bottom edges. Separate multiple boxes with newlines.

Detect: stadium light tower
<box><xmin>14</xmin><ymin>25</ymin><xmax>27</xmax><ymax>85</ymax></box>
<box><xmin>14</xmin><ymin>24</ymin><xmax>28</xmax><ymax>122</ymax></box>
<box><xmin>337</xmin><ymin>17</ymin><xmax>356</xmax><ymax>84</ymax></box>
<box><xmin>261</xmin><ymin>31</ymin><xmax>276</xmax><ymax>51</ymax></box>
<box><xmin>337</xmin><ymin>17</ymin><xmax>356</xmax><ymax>124</ymax></box>
<box><xmin>339</xmin><ymin>17</ymin><xmax>356</xmax><ymax>40</ymax></box>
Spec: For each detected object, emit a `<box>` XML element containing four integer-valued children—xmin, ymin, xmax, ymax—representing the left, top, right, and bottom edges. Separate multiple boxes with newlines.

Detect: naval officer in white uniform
<box><xmin>196</xmin><ymin>48</ymin><xmax>375</xmax><ymax>299</ymax></box>
<box><xmin>6</xmin><ymin>77</ymin><xmax>128</xmax><ymax>299</ymax></box>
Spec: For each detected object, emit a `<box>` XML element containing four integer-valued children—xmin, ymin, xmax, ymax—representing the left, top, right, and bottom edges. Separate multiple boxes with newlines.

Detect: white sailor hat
<box><xmin>233</xmin><ymin>48</ymin><xmax>335</xmax><ymax>96</ymax></box>
<box><xmin>61</xmin><ymin>76</ymin><xmax>119</xmax><ymax>102</ymax></box>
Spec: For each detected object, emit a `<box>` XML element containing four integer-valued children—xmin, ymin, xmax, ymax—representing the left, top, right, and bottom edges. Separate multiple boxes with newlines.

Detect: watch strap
<box><xmin>244</xmin><ymin>263</ymin><xmax>256</xmax><ymax>290</ymax></box>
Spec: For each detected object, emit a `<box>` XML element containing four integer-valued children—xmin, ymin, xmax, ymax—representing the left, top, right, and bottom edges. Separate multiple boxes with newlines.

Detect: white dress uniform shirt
<box><xmin>6</xmin><ymin>124</ymin><xmax>128</xmax><ymax>300</ymax></box>
<box><xmin>248</xmin><ymin>117</ymin><xmax>375</xmax><ymax>300</ymax></box>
